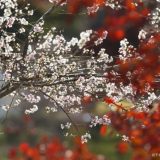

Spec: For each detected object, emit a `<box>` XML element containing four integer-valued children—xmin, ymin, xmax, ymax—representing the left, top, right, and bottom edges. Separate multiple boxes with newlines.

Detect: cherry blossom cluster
<box><xmin>0</xmin><ymin>0</ymin><xmax>33</xmax><ymax>55</ymax></box>
<box><xmin>81</xmin><ymin>132</ymin><xmax>91</xmax><ymax>143</ymax></box>
<box><xmin>49</xmin><ymin>0</ymin><xmax>122</xmax><ymax>15</ymax></box>
<box><xmin>119</xmin><ymin>38</ymin><xmax>136</xmax><ymax>61</ymax></box>
<box><xmin>89</xmin><ymin>115</ymin><xmax>111</xmax><ymax>128</ymax></box>
<box><xmin>86</xmin><ymin>0</ymin><xmax>122</xmax><ymax>15</ymax></box>
<box><xmin>149</xmin><ymin>7</ymin><xmax>160</xmax><ymax>29</ymax></box>
<box><xmin>0</xmin><ymin>0</ymin><xmax>159</xmax><ymax>143</ymax></box>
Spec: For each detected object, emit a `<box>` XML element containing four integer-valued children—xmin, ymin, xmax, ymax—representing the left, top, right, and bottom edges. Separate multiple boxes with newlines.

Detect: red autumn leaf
<box><xmin>134</xmin><ymin>112</ymin><xmax>145</xmax><ymax>120</ymax></box>
<box><xmin>26</xmin><ymin>148</ymin><xmax>39</xmax><ymax>159</ymax></box>
<box><xmin>117</xmin><ymin>142</ymin><xmax>128</xmax><ymax>154</ymax></box>
<box><xmin>19</xmin><ymin>142</ymin><xmax>29</xmax><ymax>154</ymax></box>
<box><xmin>104</xmin><ymin>97</ymin><xmax>114</xmax><ymax>104</ymax></box>
<box><xmin>100</xmin><ymin>125</ymin><xmax>107</xmax><ymax>136</ymax></box>
<box><xmin>110</xmin><ymin>29</ymin><xmax>125</xmax><ymax>41</ymax></box>
<box><xmin>8</xmin><ymin>148</ymin><xmax>17</xmax><ymax>159</ymax></box>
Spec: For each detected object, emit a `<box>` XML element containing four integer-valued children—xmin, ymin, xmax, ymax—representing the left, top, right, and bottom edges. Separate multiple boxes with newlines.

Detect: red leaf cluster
<box><xmin>8</xmin><ymin>137</ymin><xmax>101</xmax><ymax>160</ymax></box>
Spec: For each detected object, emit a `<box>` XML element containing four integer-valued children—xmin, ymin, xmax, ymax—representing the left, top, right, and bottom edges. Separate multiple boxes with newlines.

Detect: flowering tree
<box><xmin>0</xmin><ymin>0</ymin><xmax>159</xmax><ymax>147</ymax></box>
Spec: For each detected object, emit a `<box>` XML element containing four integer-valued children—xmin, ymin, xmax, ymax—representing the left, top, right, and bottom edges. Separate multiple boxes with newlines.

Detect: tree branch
<box><xmin>0</xmin><ymin>84</ymin><xmax>20</xmax><ymax>99</ymax></box>
<box><xmin>39</xmin><ymin>90</ymin><xmax>80</xmax><ymax>135</ymax></box>
<box><xmin>22</xmin><ymin>1</ymin><xmax>63</xmax><ymax>58</ymax></box>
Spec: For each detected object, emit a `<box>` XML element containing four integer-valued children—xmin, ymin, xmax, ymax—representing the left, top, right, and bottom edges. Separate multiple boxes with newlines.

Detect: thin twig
<box><xmin>1</xmin><ymin>89</ymin><xmax>18</xmax><ymax>124</ymax></box>
<box><xmin>39</xmin><ymin>90</ymin><xmax>80</xmax><ymax>135</ymax></box>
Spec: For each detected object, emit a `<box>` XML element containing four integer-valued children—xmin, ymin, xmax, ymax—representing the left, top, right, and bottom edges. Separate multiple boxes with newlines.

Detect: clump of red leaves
<box><xmin>117</xmin><ymin>142</ymin><xmax>129</xmax><ymax>154</ymax></box>
<box><xmin>8</xmin><ymin>136</ymin><xmax>103</xmax><ymax>160</ymax></box>
<box><xmin>104</xmin><ymin>103</ymin><xmax>160</xmax><ymax>160</ymax></box>
<box><xmin>104</xmin><ymin>32</ymin><xmax>160</xmax><ymax>95</ymax></box>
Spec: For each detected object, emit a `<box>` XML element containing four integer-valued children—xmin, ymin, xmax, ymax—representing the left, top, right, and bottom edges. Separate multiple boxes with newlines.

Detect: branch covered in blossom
<box><xmin>0</xmin><ymin>0</ymin><xmax>159</xmax><ymax>142</ymax></box>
